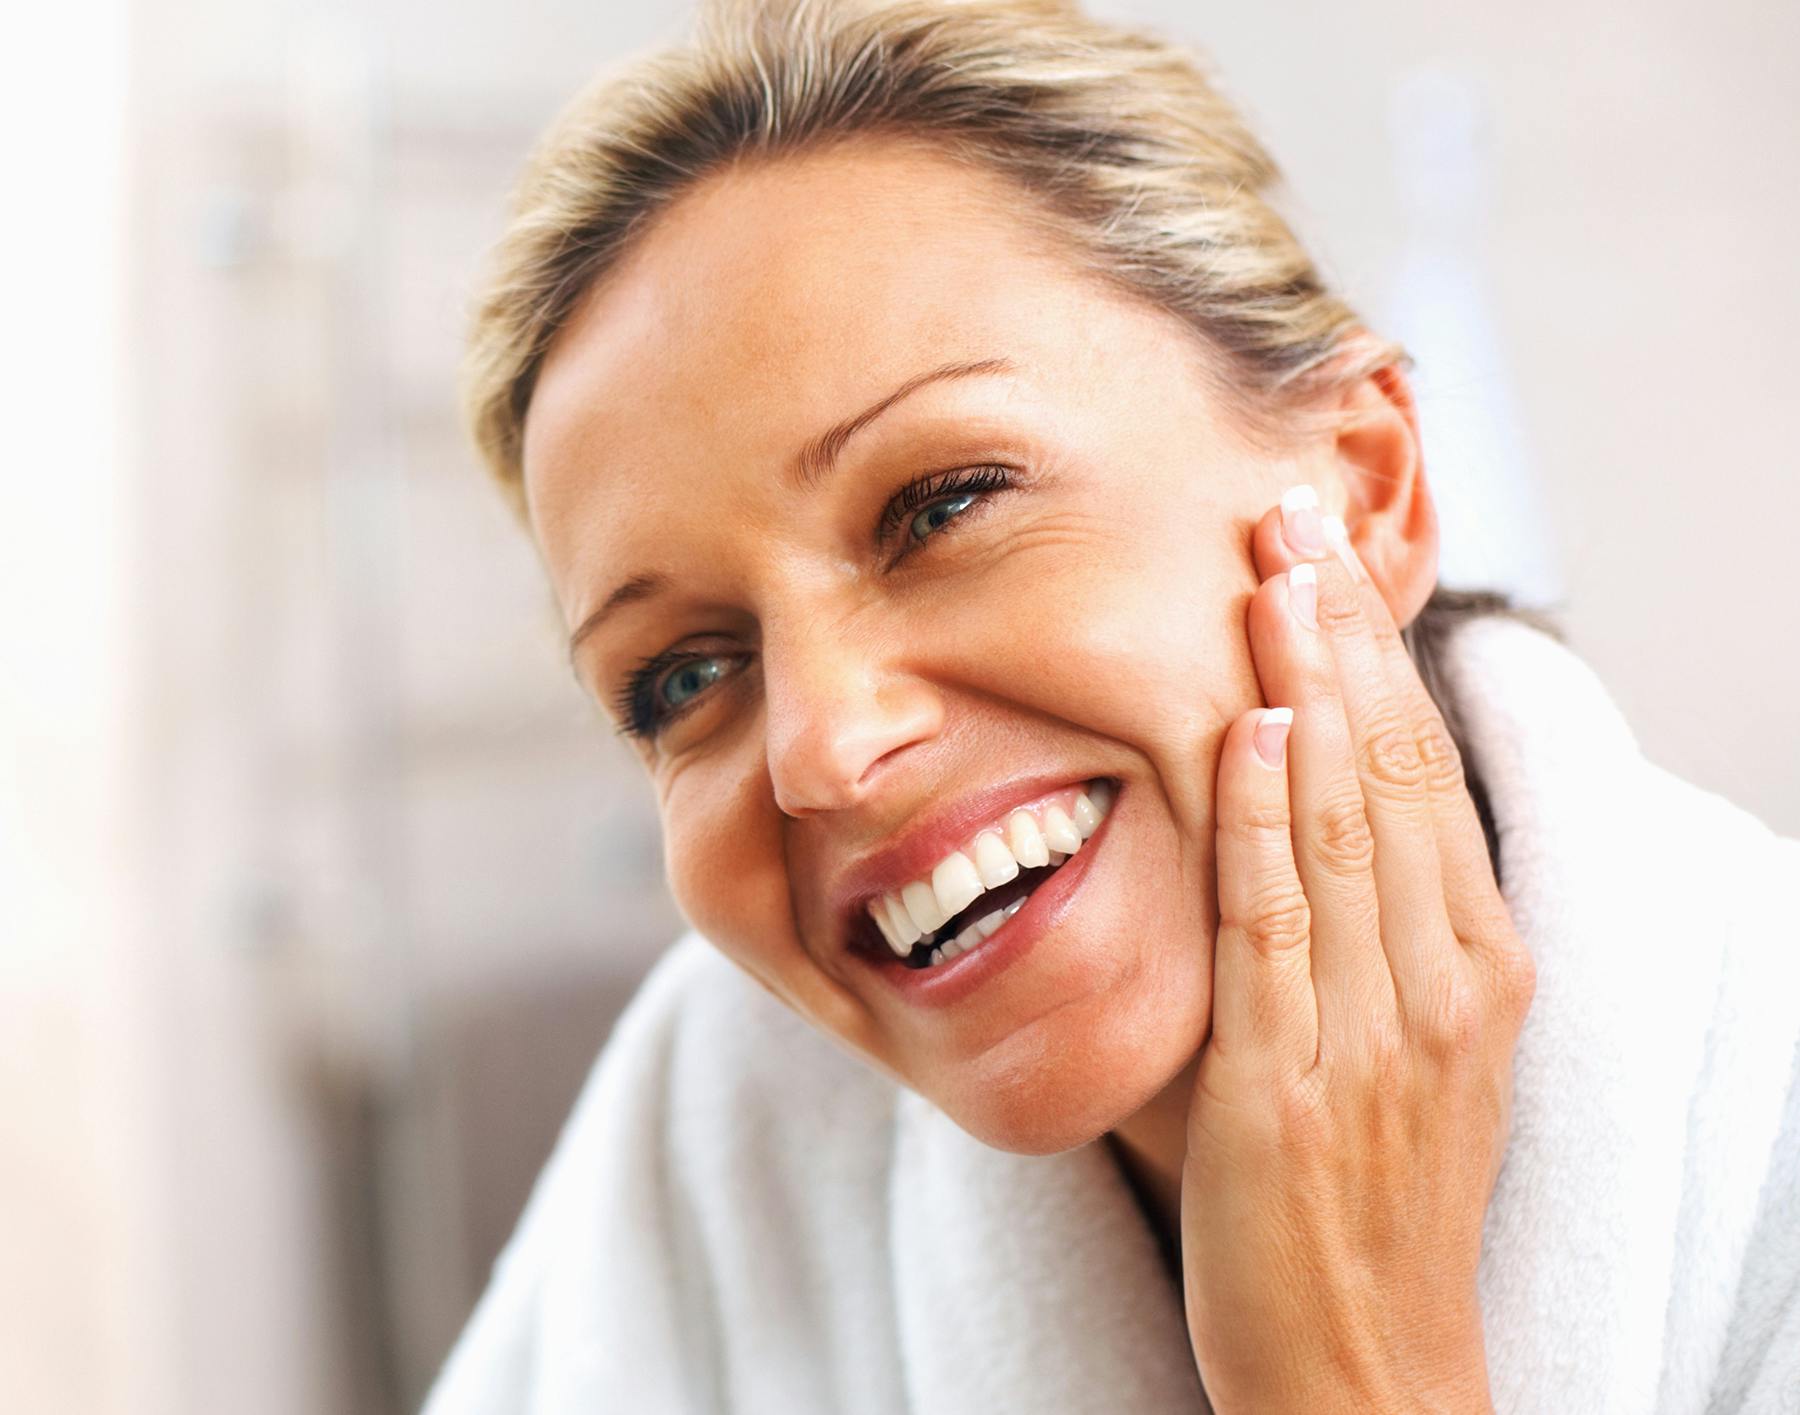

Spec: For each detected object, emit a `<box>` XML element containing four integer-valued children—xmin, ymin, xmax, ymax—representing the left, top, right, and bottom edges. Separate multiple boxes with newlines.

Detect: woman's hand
<box><xmin>1180</xmin><ymin>490</ymin><xmax>1538</xmax><ymax>1414</ymax></box>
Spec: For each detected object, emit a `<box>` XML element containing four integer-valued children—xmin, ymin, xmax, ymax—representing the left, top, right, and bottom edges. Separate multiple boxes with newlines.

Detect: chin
<box><xmin>928</xmin><ymin>977</ymin><xmax>1211</xmax><ymax>1155</ymax></box>
<box><xmin>948</xmin><ymin>1087</ymin><xmax>1134</xmax><ymax>1156</ymax></box>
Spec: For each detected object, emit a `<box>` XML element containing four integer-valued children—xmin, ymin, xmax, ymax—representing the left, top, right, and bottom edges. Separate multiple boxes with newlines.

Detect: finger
<box><xmin>1280</xmin><ymin>518</ymin><xmax>1464</xmax><ymax>1031</ymax></box>
<box><xmin>1321</xmin><ymin>515</ymin><xmax>1527</xmax><ymax>995</ymax></box>
<box><xmin>1250</xmin><ymin>482</ymin><xmax>1333</xmax><ymax>583</ymax></box>
<box><xmin>1258</xmin><ymin>487</ymin><xmax>1524</xmax><ymax>1014</ymax></box>
<box><xmin>1246</xmin><ymin>563</ymin><xmax>1398</xmax><ymax>1056</ymax></box>
<box><xmin>1211</xmin><ymin>704</ymin><xmax>1319</xmax><ymax>1070</ymax></box>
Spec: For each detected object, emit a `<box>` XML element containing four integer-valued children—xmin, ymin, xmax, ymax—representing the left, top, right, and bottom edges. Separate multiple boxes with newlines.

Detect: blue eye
<box><xmin>878</xmin><ymin>464</ymin><xmax>1014</xmax><ymax>556</ymax></box>
<box><xmin>614</xmin><ymin>649</ymin><xmax>745</xmax><ymax>741</ymax></box>
<box><xmin>659</xmin><ymin>656</ymin><xmax>729</xmax><ymax>710</ymax></box>
<box><xmin>909</xmin><ymin>491</ymin><xmax>978</xmax><ymax>543</ymax></box>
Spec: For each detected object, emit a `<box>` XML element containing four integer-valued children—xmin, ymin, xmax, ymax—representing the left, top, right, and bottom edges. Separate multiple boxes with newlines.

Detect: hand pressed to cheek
<box><xmin>1244</xmin><ymin>549</ymin><xmax>1406</xmax><ymax>1055</ymax></box>
<box><xmin>1248</xmin><ymin>497</ymin><xmax>1532</xmax><ymax>1028</ymax></box>
<box><xmin>1183</xmin><ymin>492</ymin><xmax>1535</xmax><ymax>1412</ymax></box>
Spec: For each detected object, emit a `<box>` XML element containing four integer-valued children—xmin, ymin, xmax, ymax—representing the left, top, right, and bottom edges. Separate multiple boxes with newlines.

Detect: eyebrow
<box><xmin>566</xmin><ymin>355</ymin><xmax>1017</xmax><ymax>662</ymax></box>
<box><xmin>788</xmin><ymin>355</ymin><xmax>1016</xmax><ymax>490</ymax></box>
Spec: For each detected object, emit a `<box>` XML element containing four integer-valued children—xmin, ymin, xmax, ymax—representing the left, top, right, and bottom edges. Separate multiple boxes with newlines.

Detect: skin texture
<box><xmin>522</xmin><ymin>137</ymin><xmax>1533</xmax><ymax>1408</ymax></box>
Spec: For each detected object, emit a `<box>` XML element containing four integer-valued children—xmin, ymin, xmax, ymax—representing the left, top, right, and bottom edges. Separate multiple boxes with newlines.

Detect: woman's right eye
<box><xmin>658</xmin><ymin>656</ymin><xmax>730</xmax><ymax>711</ymax></box>
<box><xmin>614</xmin><ymin>649</ymin><xmax>745</xmax><ymax>740</ymax></box>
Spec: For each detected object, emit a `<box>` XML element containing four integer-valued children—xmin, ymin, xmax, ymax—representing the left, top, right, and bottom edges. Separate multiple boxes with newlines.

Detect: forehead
<box><xmin>520</xmin><ymin>139</ymin><xmax>1111</xmax><ymax>541</ymax></box>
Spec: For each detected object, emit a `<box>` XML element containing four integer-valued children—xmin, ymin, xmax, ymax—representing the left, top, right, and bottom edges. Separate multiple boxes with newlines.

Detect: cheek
<box><xmin>659</xmin><ymin>769</ymin><xmax>795</xmax><ymax>973</ymax></box>
<box><xmin>941</xmin><ymin>503</ymin><xmax>1260</xmax><ymax>774</ymax></box>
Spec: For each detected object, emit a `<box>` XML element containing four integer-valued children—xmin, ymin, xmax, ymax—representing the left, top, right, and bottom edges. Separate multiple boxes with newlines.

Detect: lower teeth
<box><xmin>917</xmin><ymin>895</ymin><xmax>1027</xmax><ymax>969</ymax></box>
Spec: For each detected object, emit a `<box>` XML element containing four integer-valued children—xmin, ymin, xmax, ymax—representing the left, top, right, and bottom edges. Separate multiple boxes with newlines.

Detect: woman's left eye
<box><xmin>908</xmin><ymin>490</ymin><xmax>979</xmax><ymax>542</ymax></box>
<box><xmin>878</xmin><ymin>465</ymin><xmax>1013</xmax><ymax>558</ymax></box>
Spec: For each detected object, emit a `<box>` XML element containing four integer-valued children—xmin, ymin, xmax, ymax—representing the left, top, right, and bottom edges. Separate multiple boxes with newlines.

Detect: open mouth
<box><xmin>846</xmin><ymin>778</ymin><xmax>1116</xmax><ymax>971</ymax></box>
<box><xmin>886</xmin><ymin>859</ymin><xmax>1063</xmax><ymax>968</ymax></box>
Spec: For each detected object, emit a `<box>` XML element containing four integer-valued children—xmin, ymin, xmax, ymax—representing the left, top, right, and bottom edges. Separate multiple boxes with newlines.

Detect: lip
<box><xmin>849</xmin><ymin>778</ymin><xmax>1120</xmax><ymax>1008</ymax></box>
<box><xmin>829</xmin><ymin>770</ymin><xmax>1110</xmax><ymax>950</ymax></box>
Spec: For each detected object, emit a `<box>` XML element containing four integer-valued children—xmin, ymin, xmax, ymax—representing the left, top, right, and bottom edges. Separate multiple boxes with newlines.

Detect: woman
<box><xmin>424</xmin><ymin>1</ymin><xmax>1800</xmax><ymax>1410</ymax></box>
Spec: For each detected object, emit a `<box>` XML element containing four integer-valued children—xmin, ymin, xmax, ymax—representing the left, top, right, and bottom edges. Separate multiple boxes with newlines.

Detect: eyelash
<box><xmin>611</xmin><ymin>464</ymin><xmax>1015</xmax><ymax>741</ymax></box>
<box><xmin>874</xmin><ymin>463</ymin><xmax>1013</xmax><ymax>547</ymax></box>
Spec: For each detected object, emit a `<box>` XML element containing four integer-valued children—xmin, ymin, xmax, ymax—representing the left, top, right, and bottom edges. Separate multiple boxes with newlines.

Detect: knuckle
<box><xmin>1313</xmin><ymin>790</ymin><xmax>1376</xmax><ymax>874</ymax></box>
<box><xmin>1235</xmin><ymin>886</ymin><xmax>1313</xmax><ymax>959</ymax></box>
<box><xmin>1413</xmin><ymin>715</ymin><xmax>1468</xmax><ymax>795</ymax></box>
<box><xmin>1359</xmin><ymin>717</ymin><xmax>1429</xmax><ymax>798</ymax></box>
<box><xmin>1271</xmin><ymin>1069</ymin><xmax>1332</xmax><ymax>1147</ymax></box>
<box><xmin>1420</xmin><ymin>976</ymin><xmax>1487</xmax><ymax>1061</ymax></box>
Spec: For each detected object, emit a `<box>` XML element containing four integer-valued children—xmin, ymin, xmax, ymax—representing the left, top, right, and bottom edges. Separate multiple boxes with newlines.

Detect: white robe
<box><xmin>420</xmin><ymin>616</ymin><xmax>1800</xmax><ymax>1414</ymax></box>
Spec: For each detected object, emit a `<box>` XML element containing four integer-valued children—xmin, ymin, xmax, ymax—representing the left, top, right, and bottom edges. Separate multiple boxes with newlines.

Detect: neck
<box><xmin>1103</xmin><ymin>1052</ymin><xmax>1200</xmax><ymax>1275</ymax></box>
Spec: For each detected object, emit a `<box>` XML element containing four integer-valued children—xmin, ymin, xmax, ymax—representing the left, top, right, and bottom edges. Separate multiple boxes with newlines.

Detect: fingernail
<box><xmin>1321</xmin><ymin>515</ymin><xmax>1366</xmax><ymax>582</ymax></box>
<box><xmin>1254</xmin><ymin>707</ymin><xmax>1293</xmax><ymax>768</ymax></box>
<box><xmin>1280</xmin><ymin>484</ymin><xmax>1327</xmax><ymax>557</ymax></box>
<box><xmin>1288</xmin><ymin>561</ymin><xmax>1318</xmax><ymax>629</ymax></box>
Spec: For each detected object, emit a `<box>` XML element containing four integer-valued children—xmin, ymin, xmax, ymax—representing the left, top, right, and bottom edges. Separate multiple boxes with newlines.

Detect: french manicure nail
<box><xmin>1279</xmin><ymin>484</ymin><xmax>1327</xmax><ymax>557</ymax></box>
<box><xmin>1321</xmin><ymin>514</ymin><xmax>1366</xmax><ymax>582</ymax></box>
<box><xmin>1289</xmin><ymin>562</ymin><xmax>1318</xmax><ymax>629</ymax></box>
<box><xmin>1254</xmin><ymin>706</ymin><xmax>1293</xmax><ymax>768</ymax></box>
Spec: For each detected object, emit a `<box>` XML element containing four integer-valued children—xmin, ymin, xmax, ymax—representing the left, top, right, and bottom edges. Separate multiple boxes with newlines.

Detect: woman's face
<box><xmin>524</xmin><ymin>139</ymin><xmax>1356</xmax><ymax>1153</ymax></box>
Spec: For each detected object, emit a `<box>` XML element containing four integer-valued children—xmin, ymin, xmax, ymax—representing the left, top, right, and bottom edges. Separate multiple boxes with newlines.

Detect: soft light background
<box><xmin>2</xmin><ymin>1</ymin><xmax>1794</xmax><ymax>1411</ymax></box>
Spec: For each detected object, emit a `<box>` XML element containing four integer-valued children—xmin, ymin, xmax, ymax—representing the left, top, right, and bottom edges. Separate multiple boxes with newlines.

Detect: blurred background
<box><xmin>2</xmin><ymin>0</ymin><xmax>1795</xmax><ymax>1411</ymax></box>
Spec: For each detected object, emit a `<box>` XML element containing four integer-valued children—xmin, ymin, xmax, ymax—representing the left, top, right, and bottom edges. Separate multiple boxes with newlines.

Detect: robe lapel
<box><xmin>888</xmin><ymin>1086</ymin><xmax>1210</xmax><ymax>1412</ymax></box>
<box><xmin>1444</xmin><ymin>618</ymin><xmax>1800</xmax><ymax>1413</ymax></box>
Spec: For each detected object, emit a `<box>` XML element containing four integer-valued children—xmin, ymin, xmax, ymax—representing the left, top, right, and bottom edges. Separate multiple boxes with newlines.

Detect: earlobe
<box><xmin>1330</xmin><ymin>358</ymin><xmax>1439</xmax><ymax>629</ymax></box>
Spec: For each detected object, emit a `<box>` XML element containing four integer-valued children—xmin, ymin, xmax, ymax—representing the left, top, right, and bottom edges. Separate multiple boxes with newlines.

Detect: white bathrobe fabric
<box><xmin>420</xmin><ymin>615</ymin><xmax>1800</xmax><ymax>1414</ymax></box>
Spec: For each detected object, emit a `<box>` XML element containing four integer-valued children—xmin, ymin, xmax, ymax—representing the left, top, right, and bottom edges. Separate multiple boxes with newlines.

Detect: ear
<box><xmin>1324</xmin><ymin>352</ymin><xmax>1440</xmax><ymax>630</ymax></box>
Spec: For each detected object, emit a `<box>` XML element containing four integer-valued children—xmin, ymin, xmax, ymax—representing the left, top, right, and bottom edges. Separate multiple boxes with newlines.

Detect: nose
<box><xmin>762</xmin><ymin>624</ymin><xmax>942</xmax><ymax>818</ymax></box>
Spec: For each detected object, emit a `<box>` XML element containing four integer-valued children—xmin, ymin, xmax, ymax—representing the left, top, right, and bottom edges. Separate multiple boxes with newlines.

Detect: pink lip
<box><xmin>828</xmin><ymin>770</ymin><xmax>1108</xmax><ymax>949</ymax></box>
<box><xmin>851</xmin><ymin>780</ymin><xmax>1119</xmax><ymax>1008</ymax></box>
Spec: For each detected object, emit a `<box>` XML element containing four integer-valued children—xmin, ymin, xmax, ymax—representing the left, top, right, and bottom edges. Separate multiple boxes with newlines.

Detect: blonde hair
<box><xmin>460</xmin><ymin>0</ymin><xmax>1406</xmax><ymax>517</ymax></box>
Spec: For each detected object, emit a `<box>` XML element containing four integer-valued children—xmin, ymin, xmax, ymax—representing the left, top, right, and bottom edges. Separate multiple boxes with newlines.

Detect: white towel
<box><xmin>420</xmin><ymin>615</ymin><xmax>1800</xmax><ymax>1414</ymax></box>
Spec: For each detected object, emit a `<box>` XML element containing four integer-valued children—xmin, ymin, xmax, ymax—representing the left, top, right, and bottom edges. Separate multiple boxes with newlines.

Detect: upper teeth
<box><xmin>866</xmin><ymin>780</ymin><xmax>1114</xmax><ymax>958</ymax></box>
